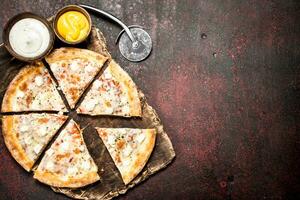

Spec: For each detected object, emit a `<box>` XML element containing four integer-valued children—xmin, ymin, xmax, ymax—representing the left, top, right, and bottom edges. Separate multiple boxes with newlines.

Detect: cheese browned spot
<box><xmin>19</xmin><ymin>82</ymin><xmax>28</xmax><ymax>91</ymax></box>
<box><xmin>38</xmin><ymin>118</ymin><xmax>49</xmax><ymax>123</ymax></box>
<box><xmin>116</xmin><ymin>139</ymin><xmax>125</xmax><ymax>150</ymax></box>
<box><xmin>95</xmin><ymin>128</ymin><xmax>156</xmax><ymax>185</ymax></box>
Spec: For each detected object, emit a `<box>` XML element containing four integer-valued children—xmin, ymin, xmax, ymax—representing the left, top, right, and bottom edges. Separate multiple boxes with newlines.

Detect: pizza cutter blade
<box><xmin>79</xmin><ymin>4</ymin><xmax>152</xmax><ymax>62</ymax></box>
<box><xmin>117</xmin><ymin>27</ymin><xmax>152</xmax><ymax>62</ymax></box>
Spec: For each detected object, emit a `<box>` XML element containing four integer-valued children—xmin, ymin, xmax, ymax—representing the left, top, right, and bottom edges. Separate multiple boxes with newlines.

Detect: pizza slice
<box><xmin>34</xmin><ymin>119</ymin><xmax>99</xmax><ymax>188</ymax></box>
<box><xmin>77</xmin><ymin>60</ymin><xmax>141</xmax><ymax>117</ymax></box>
<box><xmin>2</xmin><ymin>113</ymin><xmax>68</xmax><ymax>171</ymax></box>
<box><xmin>96</xmin><ymin>128</ymin><xmax>156</xmax><ymax>185</ymax></box>
<box><xmin>45</xmin><ymin>48</ymin><xmax>108</xmax><ymax>109</ymax></box>
<box><xmin>1</xmin><ymin>62</ymin><xmax>66</xmax><ymax>112</ymax></box>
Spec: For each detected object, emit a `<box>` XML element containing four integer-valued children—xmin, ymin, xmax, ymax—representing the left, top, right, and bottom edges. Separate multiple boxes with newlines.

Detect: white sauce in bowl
<box><xmin>9</xmin><ymin>18</ymin><xmax>50</xmax><ymax>58</ymax></box>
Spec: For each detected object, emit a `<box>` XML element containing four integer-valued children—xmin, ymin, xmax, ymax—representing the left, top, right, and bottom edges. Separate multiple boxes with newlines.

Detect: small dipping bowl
<box><xmin>53</xmin><ymin>5</ymin><xmax>92</xmax><ymax>45</ymax></box>
<box><xmin>3</xmin><ymin>12</ymin><xmax>54</xmax><ymax>62</ymax></box>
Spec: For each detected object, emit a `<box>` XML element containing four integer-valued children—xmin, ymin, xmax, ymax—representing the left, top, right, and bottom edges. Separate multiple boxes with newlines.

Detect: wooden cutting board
<box><xmin>0</xmin><ymin>27</ymin><xmax>175</xmax><ymax>200</ymax></box>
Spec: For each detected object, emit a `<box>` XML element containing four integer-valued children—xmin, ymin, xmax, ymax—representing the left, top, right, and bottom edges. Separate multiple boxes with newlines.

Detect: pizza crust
<box><xmin>45</xmin><ymin>47</ymin><xmax>107</xmax><ymax>64</ymax></box>
<box><xmin>108</xmin><ymin>60</ymin><xmax>142</xmax><ymax>117</ymax></box>
<box><xmin>33</xmin><ymin>171</ymin><xmax>100</xmax><ymax>188</ymax></box>
<box><xmin>2</xmin><ymin>116</ymin><xmax>33</xmax><ymax>171</ymax></box>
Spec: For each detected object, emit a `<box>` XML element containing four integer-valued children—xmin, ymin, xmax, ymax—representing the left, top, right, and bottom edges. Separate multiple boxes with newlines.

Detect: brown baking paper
<box><xmin>0</xmin><ymin>27</ymin><xmax>175</xmax><ymax>200</ymax></box>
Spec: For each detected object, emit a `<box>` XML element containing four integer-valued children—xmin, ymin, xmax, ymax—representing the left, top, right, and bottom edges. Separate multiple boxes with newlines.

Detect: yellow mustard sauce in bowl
<box><xmin>57</xmin><ymin>11</ymin><xmax>89</xmax><ymax>43</ymax></box>
<box><xmin>53</xmin><ymin>5</ymin><xmax>91</xmax><ymax>44</ymax></box>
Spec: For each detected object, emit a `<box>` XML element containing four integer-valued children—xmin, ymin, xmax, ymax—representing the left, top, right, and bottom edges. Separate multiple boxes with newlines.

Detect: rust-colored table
<box><xmin>0</xmin><ymin>0</ymin><xmax>299</xmax><ymax>199</ymax></box>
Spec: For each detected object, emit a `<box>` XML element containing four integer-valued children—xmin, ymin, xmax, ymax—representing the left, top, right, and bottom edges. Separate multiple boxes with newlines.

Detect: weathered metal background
<box><xmin>0</xmin><ymin>0</ymin><xmax>299</xmax><ymax>199</ymax></box>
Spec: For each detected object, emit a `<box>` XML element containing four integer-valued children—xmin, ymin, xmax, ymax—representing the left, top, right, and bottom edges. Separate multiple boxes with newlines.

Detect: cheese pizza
<box><xmin>2</xmin><ymin>113</ymin><xmax>67</xmax><ymax>171</ymax></box>
<box><xmin>96</xmin><ymin>128</ymin><xmax>156</xmax><ymax>185</ymax></box>
<box><xmin>45</xmin><ymin>48</ymin><xmax>108</xmax><ymax>109</ymax></box>
<box><xmin>1</xmin><ymin>62</ymin><xmax>65</xmax><ymax>112</ymax></box>
<box><xmin>34</xmin><ymin>119</ymin><xmax>99</xmax><ymax>188</ymax></box>
<box><xmin>77</xmin><ymin>60</ymin><xmax>141</xmax><ymax>117</ymax></box>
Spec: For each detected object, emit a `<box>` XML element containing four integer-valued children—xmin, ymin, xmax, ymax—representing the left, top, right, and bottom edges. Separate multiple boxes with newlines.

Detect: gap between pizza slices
<box><xmin>2</xmin><ymin>113</ymin><xmax>68</xmax><ymax>171</ymax></box>
<box><xmin>96</xmin><ymin>128</ymin><xmax>156</xmax><ymax>185</ymax></box>
<box><xmin>34</xmin><ymin>119</ymin><xmax>99</xmax><ymax>188</ymax></box>
<box><xmin>1</xmin><ymin>61</ymin><xmax>66</xmax><ymax>112</ymax></box>
<box><xmin>45</xmin><ymin>48</ymin><xmax>108</xmax><ymax>109</ymax></box>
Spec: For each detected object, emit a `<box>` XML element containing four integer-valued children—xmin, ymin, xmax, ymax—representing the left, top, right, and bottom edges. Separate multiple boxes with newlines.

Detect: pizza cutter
<box><xmin>79</xmin><ymin>4</ymin><xmax>152</xmax><ymax>62</ymax></box>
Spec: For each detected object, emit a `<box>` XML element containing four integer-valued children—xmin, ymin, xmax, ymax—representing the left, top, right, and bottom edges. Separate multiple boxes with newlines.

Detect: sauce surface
<box><xmin>9</xmin><ymin>18</ymin><xmax>51</xmax><ymax>58</ymax></box>
<box><xmin>56</xmin><ymin>11</ymin><xmax>89</xmax><ymax>43</ymax></box>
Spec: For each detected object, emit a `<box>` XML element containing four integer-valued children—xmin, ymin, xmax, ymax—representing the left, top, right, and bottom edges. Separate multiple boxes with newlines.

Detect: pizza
<box><xmin>1</xmin><ymin>46</ymin><xmax>159</xmax><ymax>190</ymax></box>
<box><xmin>77</xmin><ymin>60</ymin><xmax>141</xmax><ymax>117</ymax></box>
<box><xmin>45</xmin><ymin>48</ymin><xmax>108</xmax><ymax>109</ymax></box>
<box><xmin>96</xmin><ymin>128</ymin><xmax>156</xmax><ymax>185</ymax></box>
<box><xmin>1</xmin><ymin>62</ymin><xmax>65</xmax><ymax>112</ymax></box>
<box><xmin>2</xmin><ymin>113</ymin><xmax>68</xmax><ymax>171</ymax></box>
<box><xmin>34</xmin><ymin>119</ymin><xmax>99</xmax><ymax>188</ymax></box>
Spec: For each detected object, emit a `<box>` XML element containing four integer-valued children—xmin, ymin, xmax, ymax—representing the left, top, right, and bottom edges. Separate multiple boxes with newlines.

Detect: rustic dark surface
<box><xmin>0</xmin><ymin>0</ymin><xmax>299</xmax><ymax>200</ymax></box>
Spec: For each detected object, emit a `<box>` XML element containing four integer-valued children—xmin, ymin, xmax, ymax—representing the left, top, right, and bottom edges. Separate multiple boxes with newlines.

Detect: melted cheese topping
<box><xmin>36</xmin><ymin>120</ymin><xmax>98</xmax><ymax>179</ymax></box>
<box><xmin>13</xmin><ymin>114</ymin><xmax>66</xmax><ymax>161</ymax></box>
<box><xmin>77</xmin><ymin>67</ymin><xmax>130</xmax><ymax>115</ymax></box>
<box><xmin>49</xmin><ymin>59</ymin><xmax>103</xmax><ymax>108</ymax></box>
<box><xmin>12</xmin><ymin>67</ymin><xmax>65</xmax><ymax>111</ymax></box>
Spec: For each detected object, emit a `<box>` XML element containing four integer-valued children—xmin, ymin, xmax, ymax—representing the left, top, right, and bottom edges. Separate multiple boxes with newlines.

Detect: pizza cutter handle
<box><xmin>78</xmin><ymin>4</ymin><xmax>135</xmax><ymax>42</ymax></box>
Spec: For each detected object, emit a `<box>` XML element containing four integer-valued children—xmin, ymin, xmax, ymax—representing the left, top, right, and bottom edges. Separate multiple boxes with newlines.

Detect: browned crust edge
<box><xmin>45</xmin><ymin>47</ymin><xmax>108</xmax><ymax>64</ymax></box>
<box><xmin>33</xmin><ymin>171</ymin><xmax>100</xmax><ymax>188</ymax></box>
<box><xmin>2</xmin><ymin>116</ymin><xmax>33</xmax><ymax>171</ymax></box>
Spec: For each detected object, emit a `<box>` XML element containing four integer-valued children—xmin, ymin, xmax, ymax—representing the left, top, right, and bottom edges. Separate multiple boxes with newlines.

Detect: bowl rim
<box><xmin>2</xmin><ymin>12</ymin><xmax>55</xmax><ymax>62</ymax></box>
<box><xmin>53</xmin><ymin>4</ymin><xmax>92</xmax><ymax>45</ymax></box>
